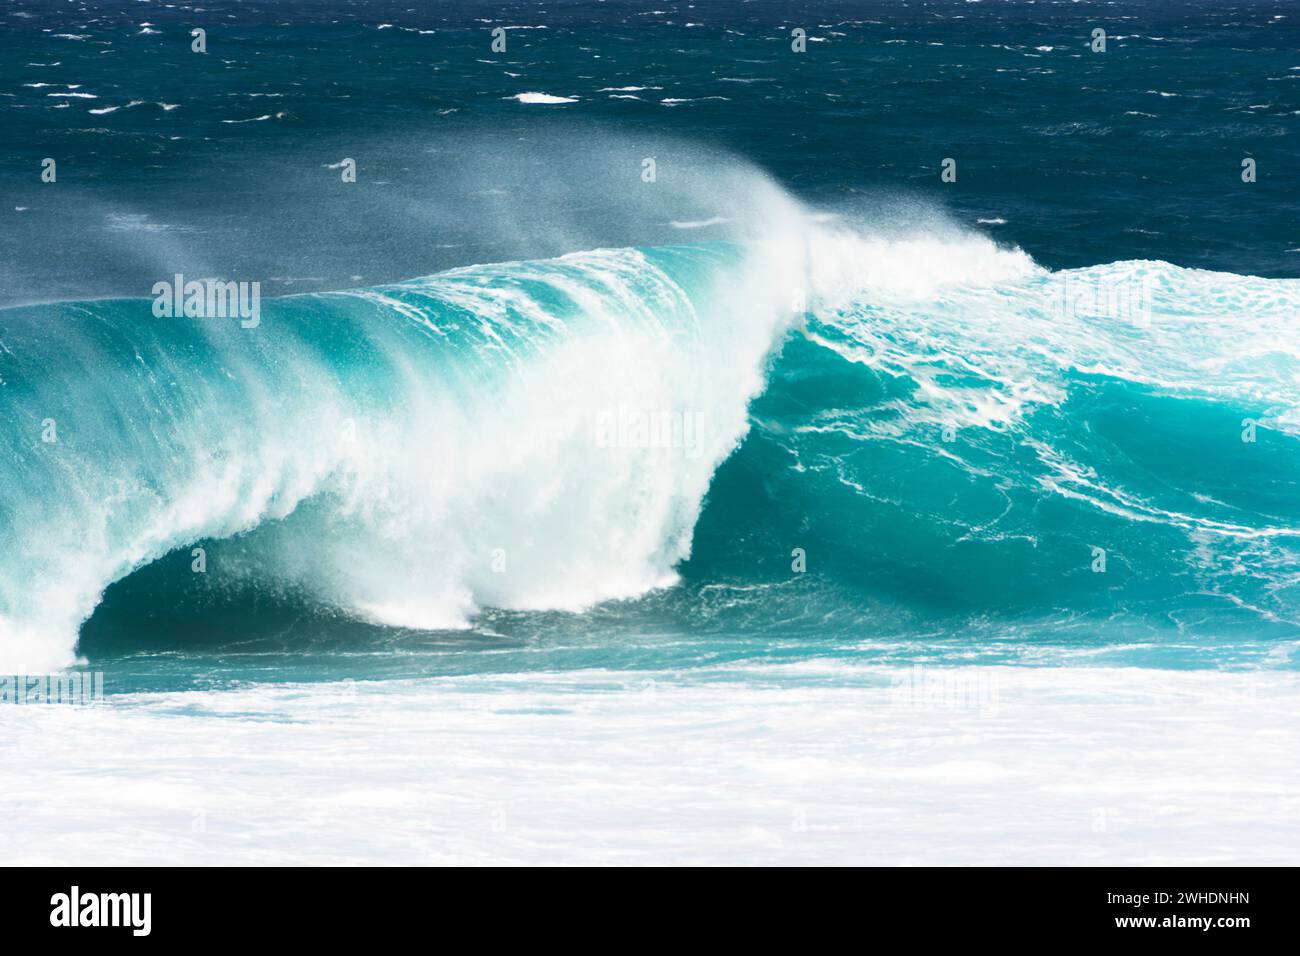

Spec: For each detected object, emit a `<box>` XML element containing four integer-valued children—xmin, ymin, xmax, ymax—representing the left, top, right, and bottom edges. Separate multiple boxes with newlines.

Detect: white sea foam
<box><xmin>88</xmin><ymin>100</ymin><xmax>145</xmax><ymax>115</ymax></box>
<box><xmin>510</xmin><ymin>92</ymin><xmax>578</xmax><ymax>104</ymax></box>
<box><xmin>221</xmin><ymin>112</ymin><xmax>286</xmax><ymax>123</ymax></box>
<box><xmin>660</xmin><ymin>96</ymin><xmax>730</xmax><ymax>105</ymax></box>
<box><xmin>2</xmin><ymin>665</ymin><xmax>1295</xmax><ymax>864</ymax></box>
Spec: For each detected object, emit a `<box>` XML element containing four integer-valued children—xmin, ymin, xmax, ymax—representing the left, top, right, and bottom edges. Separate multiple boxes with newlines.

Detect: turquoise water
<box><xmin>4</xmin><ymin>240</ymin><xmax>1299</xmax><ymax>691</ymax></box>
<box><xmin>2</xmin><ymin>0</ymin><xmax>1299</xmax><ymax>692</ymax></box>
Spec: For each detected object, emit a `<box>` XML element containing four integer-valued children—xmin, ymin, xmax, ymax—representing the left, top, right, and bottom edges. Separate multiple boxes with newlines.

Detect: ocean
<box><xmin>2</xmin><ymin>0</ymin><xmax>1298</xmax><ymax>864</ymax></box>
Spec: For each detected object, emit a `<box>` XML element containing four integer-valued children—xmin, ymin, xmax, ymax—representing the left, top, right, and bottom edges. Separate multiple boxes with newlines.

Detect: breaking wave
<box><xmin>3</xmin><ymin>192</ymin><xmax>1299</xmax><ymax>670</ymax></box>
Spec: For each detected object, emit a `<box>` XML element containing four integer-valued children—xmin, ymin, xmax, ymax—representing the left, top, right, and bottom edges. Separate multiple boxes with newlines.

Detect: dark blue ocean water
<box><xmin>4</xmin><ymin>0</ymin><xmax>1298</xmax><ymax>303</ymax></box>
<box><xmin>2</xmin><ymin>0</ymin><xmax>1299</xmax><ymax>691</ymax></box>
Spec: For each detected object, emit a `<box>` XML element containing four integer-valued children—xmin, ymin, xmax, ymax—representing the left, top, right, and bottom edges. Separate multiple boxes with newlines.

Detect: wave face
<box><xmin>692</xmin><ymin>247</ymin><xmax>1300</xmax><ymax>665</ymax></box>
<box><xmin>3</xmin><ymin>221</ymin><xmax>1300</xmax><ymax>671</ymax></box>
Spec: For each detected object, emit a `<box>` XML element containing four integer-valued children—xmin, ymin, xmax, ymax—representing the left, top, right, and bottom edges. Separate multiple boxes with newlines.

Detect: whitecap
<box><xmin>89</xmin><ymin>100</ymin><xmax>145</xmax><ymax>115</ymax></box>
<box><xmin>510</xmin><ymin>92</ymin><xmax>578</xmax><ymax>104</ymax></box>
<box><xmin>660</xmin><ymin>96</ymin><xmax>730</xmax><ymax>105</ymax></box>
<box><xmin>221</xmin><ymin>112</ymin><xmax>286</xmax><ymax>123</ymax></box>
